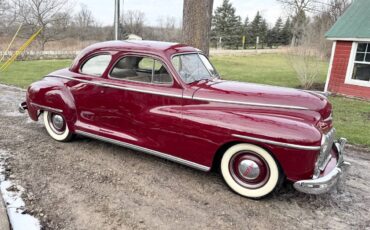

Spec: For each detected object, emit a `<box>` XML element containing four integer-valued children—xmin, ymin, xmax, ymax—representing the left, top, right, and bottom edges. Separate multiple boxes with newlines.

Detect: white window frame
<box><xmin>345</xmin><ymin>41</ymin><xmax>370</xmax><ymax>87</ymax></box>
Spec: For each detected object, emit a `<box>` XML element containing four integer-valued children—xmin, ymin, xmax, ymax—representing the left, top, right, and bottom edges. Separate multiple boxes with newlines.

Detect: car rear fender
<box><xmin>26</xmin><ymin>78</ymin><xmax>77</xmax><ymax>131</ymax></box>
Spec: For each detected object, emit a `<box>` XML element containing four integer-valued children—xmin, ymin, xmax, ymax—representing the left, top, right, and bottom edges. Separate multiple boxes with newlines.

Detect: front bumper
<box><xmin>293</xmin><ymin>138</ymin><xmax>349</xmax><ymax>194</ymax></box>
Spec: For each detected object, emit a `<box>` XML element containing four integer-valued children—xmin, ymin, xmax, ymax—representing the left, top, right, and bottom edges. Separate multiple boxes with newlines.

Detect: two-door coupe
<box><xmin>19</xmin><ymin>40</ymin><xmax>348</xmax><ymax>198</ymax></box>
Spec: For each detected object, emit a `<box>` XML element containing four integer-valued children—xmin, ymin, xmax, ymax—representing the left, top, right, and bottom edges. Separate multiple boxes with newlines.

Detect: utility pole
<box><xmin>114</xmin><ymin>0</ymin><xmax>121</xmax><ymax>40</ymax></box>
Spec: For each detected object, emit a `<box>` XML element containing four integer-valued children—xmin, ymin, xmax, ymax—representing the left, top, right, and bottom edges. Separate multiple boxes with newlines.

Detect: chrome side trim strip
<box><xmin>193</xmin><ymin>97</ymin><xmax>309</xmax><ymax>110</ymax></box>
<box><xmin>49</xmin><ymin>74</ymin><xmax>309</xmax><ymax>110</ymax></box>
<box><xmin>75</xmin><ymin>130</ymin><xmax>210</xmax><ymax>172</ymax></box>
<box><xmin>48</xmin><ymin>74</ymin><xmax>184</xmax><ymax>99</ymax></box>
<box><xmin>30</xmin><ymin>102</ymin><xmax>63</xmax><ymax>113</ymax></box>
<box><xmin>232</xmin><ymin>134</ymin><xmax>321</xmax><ymax>151</ymax></box>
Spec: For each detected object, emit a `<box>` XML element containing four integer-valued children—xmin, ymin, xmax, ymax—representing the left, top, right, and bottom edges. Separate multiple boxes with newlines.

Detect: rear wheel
<box><xmin>43</xmin><ymin>111</ymin><xmax>73</xmax><ymax>142</ymax></box>
<box><xmin>220</xmin><ymin>143</ymin><xmax>281</xmax><ymax>199</ymax></box>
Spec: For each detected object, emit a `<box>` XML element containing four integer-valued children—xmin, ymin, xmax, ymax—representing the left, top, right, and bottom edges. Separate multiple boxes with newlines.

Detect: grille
<box><xmin>314</xmin><ymin>128</ymin><xmax>336</xmax><ymax>178</ymax></box>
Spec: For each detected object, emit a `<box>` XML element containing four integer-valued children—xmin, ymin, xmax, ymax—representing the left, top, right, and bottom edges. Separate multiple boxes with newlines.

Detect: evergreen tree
<box><xmin>212</xmin><ymin>0</ymin><xmax>243</xmax><ymax>48</ymax></box>
<box><xmin>260</xmin><ymin>19</ymin><xmax>268</xmax><ymax>48</ymax></box>
<box><xmin>272</xmin><ymin>17</ymin><xmax>283</xmax><ymax>45</ymax></box>
<box><xmin>249</xmin><ymin>11</ymin><xmax>262</xmax><ymax>47</ymax></box>
<box><xmin>249</xmin><ymin>11</ymin><xmax>270</xmax><ymax>48</ymax></box>
<box><xmin>281</xmin><ymin>18</ymin><xmax>293</xmax><ymax>45</ymax></box>
<box><xmin>243</xmin><ymin>17</ymin><xmax>249</xmax><ymax>48</ymax></box>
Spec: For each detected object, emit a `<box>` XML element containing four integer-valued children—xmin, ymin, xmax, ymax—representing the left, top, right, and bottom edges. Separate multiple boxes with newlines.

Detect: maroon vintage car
<box><xmin>19</xmin><ymin>40</ymin><xmax>348</xmax><ymax>198</ymax></box>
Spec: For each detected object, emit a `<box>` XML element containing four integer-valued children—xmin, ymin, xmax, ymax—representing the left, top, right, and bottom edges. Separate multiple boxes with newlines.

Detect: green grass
<box><xmin>0</xmin><ymin>55</ymin><xmax>369</xmax><ymax>147</ymax></box>
<box><xmin>330</xmin><ymin>96</ymin><xmax>370</xmax><ymax>147</ymax></box>
<box><xmin>211</xmin><ymin>54</ymin><xmax>329</xmax><ymax>88</ymax></box>
<box><xmin>0</xmin><ymin>59</ymin><xmax>71</xmax><ymax>88</ymax></box>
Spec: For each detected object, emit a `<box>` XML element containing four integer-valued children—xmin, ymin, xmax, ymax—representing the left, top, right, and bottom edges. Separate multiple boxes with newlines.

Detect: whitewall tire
<box><xmin>43</xmin><ymin>111</ymin><xmax>73</xmax><ymax>142</ymax></box>
<box><xmin>220</xmin><ymin>143</ymin><xmax>281</xmax><ymax>199</ymax></box>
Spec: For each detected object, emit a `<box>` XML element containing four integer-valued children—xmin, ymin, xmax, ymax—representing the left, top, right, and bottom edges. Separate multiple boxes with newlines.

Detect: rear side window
<box><xmin>110</xmin><ymin>56</ymin><xmax>173</xmax><ymax>84</ymax></box>
<box><xmin>81</xmin><ymin>54</ymin><xmax>111</xmax><ymax>76</ymax></box>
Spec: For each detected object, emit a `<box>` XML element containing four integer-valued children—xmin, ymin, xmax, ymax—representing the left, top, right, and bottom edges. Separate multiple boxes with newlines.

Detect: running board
<box><xmin>75</xmin><ymin>130</ymin><xmax>210</xmax><ymax>172</ymax></box>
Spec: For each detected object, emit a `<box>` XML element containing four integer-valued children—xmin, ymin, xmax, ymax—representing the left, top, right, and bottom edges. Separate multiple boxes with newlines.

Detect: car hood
<box><xmin>192</xmin><ymin>80</ymin><xmax>332</xmax><ymax>119</ymax></box>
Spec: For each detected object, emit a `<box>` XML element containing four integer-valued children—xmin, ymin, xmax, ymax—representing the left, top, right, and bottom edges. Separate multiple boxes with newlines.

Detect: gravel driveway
<box><xmin>0</xmin><ymin>84</ymin><xmax>369</xmax><ymax>230</ymax></box>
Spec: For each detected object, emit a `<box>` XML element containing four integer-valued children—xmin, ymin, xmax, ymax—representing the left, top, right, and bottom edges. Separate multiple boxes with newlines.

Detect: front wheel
<box><xmin>43</xmin><ymin>111</ymin><xmax>74</xmax><ymax>142</ymax></box>
<box><xmin>220</xmin><ymin>143</ymin><xmax>282</xmax><ymax>199</ymax></box>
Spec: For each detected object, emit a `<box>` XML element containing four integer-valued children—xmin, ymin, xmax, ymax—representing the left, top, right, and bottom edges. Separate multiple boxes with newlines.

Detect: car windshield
<box><xmin>171</xmin><ymin>53</ymin><xmax>219</xmax><ymax>84</ymax></box>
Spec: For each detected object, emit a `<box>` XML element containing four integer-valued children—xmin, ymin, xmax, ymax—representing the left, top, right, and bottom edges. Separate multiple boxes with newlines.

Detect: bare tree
<box><xmin>121</xmin><ymin>10</ymin><xmax>145</xmax><ymax>37</ymax></box>
<box><xmin>182</xmin><ymin>0</ymin><xmax>214</xmax><ymax>56</ymax></box>
<box><xmin>0</xmin><ymin>0</ymin><xmax>17</xmax><ymax>34</ymax></box>
<box><xmin>13</xmin><ymin>0</ymin><xmax>73</xmax><ymax>50</ymax></box>
<box><xmin>0</xmin><ymin>0</ymin><xmax>7</xmax><ymax>18</ymax></box>
<box><xmin>156</xmin><ymin>16</ymin><xmax>181</xmax><ymax>41</ymax></box>
<box><xmin>0</xmin><ymin>0</ymin><xmax>9</xmax><ymax>33</ymax></box>
<box><xmin>75</xmin><ymin>4</ymin><xmax>95</xmax><ymax>29</ymax></box>
<box><xmin>304</xmin><ymin>0</ymin><xmax>351</xmax><ymax>56</ymax></box>
<box><xmin>277</xmin><ymin>0</ymin><xmax>317</xmax><ymax>46</ymax></box>
<box><xmin>287</xmin><ymin>46</ymin><xmax>321</xmax><ymax>89</ymax></box>
<box><xmin>74</xmin><ymin>4</ymin><xmax>96</xmax><ymax>40</ymax></box>
<box><xmin>327</xmin><ymin>0</ymin><xmax>351</xmax><ymax>22</ymax></box>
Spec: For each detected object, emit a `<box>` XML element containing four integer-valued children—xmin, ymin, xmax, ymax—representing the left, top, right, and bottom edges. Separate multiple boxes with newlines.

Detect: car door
<box><xmin>68</xmin><ymin>53</ymin><xmax>113</xmax><ymax>132</ymax></box>
<box><xmin>98</xmin><ymin>54</ymin><xmax>186</xmax><ymax>157</ymax></box>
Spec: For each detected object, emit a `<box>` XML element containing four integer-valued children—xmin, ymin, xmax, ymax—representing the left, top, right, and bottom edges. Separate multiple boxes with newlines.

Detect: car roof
<box><xmin>70</xmin><ymin>40</ymin><xmax>200</xmax><ymax>73</ymax></box>
<box><xmin>81</xmin><ymin>40</ymin><xmax>199</xmax><ymax>55</ymax></box>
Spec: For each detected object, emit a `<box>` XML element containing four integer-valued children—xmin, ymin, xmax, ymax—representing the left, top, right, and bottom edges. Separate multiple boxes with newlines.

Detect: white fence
<box><xmin>0</xmin><ymin>50</ymin><xmax>80</xmax><ymax>61</ymax></box>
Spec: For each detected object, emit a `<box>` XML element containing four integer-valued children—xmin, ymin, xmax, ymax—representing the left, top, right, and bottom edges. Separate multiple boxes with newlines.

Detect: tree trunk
<box><xmin>182</xmin><ymin>0</ymin><xmax>213</xmax><ymax>57</ymax></box>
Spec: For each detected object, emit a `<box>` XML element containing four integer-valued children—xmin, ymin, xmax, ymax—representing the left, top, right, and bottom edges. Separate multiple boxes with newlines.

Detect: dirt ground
<box><xmin>0</xmin><ymin>84</ymin><xmax>369</xmax><ymax>230</ymax></box>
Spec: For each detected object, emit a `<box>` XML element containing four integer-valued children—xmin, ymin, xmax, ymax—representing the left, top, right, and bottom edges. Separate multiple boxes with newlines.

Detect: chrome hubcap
<box><xmin>238</xmin><ymin>160</ymin><xmax>260</xmax><ymax>180</ymax></box>
<box><xmin>51</xmin><ymin>114</ymin><xmax>64</xmax><ymax>130</ymax></box>
<box><xmin>229</xmin><ymin>151</ymin><xmax>269</xmax><ymax>189</ymax></box>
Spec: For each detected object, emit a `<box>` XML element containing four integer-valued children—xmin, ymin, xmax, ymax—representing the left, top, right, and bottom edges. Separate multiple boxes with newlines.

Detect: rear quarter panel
<box><xmin>26</xmin><ymin>74</ymin><xmax>77</xmax><ymax>131</ymax></box>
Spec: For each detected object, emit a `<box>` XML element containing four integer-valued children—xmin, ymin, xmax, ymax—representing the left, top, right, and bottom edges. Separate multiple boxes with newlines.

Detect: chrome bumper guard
<box><xmin>18</xmin><ymin>102</ymin><xmax>27</xmax><ymax>113</ymax></box>
<box><xmin>293</xmin><ymin>138</ymin><xmax>350</xmax><ymax>195</ymax></box>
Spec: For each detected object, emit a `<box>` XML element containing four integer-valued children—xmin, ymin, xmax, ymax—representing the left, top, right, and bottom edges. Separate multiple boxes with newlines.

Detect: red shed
<box><xmin>325</xmin><ymin>0</ymin><xmax>370</xmax><ymax>99</ymax></box>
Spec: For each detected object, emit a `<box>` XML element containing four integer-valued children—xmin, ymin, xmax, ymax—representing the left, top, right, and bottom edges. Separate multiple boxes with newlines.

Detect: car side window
<box><xmin>80</xmin><ymin>54</ymin><xmax>111</xmax><ymax>76</ymax></box>
<box><xmin>110</xmin><ymin>56</ymin><xmax>173</xmax><ymax>84</ymax></box>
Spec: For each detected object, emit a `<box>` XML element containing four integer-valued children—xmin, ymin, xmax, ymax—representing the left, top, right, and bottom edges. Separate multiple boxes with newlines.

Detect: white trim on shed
<box><xmin>344</xmin><ymin>41</ymin><xmax>370</xmax><ymax>87</ymax></box>
<box><xmin>324</xmin><ymin>41</ymin><xmax>337</xmax><ymax>92</ymax></box>
<box><xmin>327</xmin><ymin>37</ymin><xmax>370</xmax><ymax>42</ymax></box>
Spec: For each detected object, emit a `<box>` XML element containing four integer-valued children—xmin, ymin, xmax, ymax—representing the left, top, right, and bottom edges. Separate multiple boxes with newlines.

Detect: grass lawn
<box><xmin>0</xmin><ymin>59</ymin><xmax>72</xmax><ymax>88</ymax></box>
<box><xmin>211</xmin><ymin>54</ymin><xmax>329</xmax><ymax>88</ymax></box>
<box><xmin>0</xmin><ymin>55</ymin><xmax>369</xmax><ymax>147</ymax></box>
<box><xmin>330</xmin><ymin>96</ymin><xmax>370</xmax><ymax>147</ymax></box>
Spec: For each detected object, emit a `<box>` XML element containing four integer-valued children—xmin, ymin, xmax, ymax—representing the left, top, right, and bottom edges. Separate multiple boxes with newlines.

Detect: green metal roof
<box><xmin>326</xmin><ymin>0</ymin><xmax>370</xmax><ymax>39</ymax></box>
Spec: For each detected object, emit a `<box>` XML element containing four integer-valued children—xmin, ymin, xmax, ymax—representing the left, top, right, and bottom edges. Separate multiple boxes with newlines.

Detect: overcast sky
<box><xmin>77</xmin><ymin>0</ymin><xmax>286</xmax><ymax>27</ymax></box>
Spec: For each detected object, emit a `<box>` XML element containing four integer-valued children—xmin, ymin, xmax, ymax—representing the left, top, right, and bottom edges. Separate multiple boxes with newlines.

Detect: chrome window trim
<box><xmin>75</xmin><ymin>130</ymin><xmax>210</xmax><ymax>172</ymax></box>
<box><xmin>232</xmin><ymin>134</ymin><xmax>321</xmax><ymax>151</ymax></box>
<box><xmin>170</xmin><ymin>52</ymin><xmax>218</xmax><ymax>84</ymax></box>
<box><xmin>108</xmin><ymin>54</ymin><xmax>174</xmax><ymax>86</ymax></box>
<box><xmin>48</xmin><ymin>74</ymin><xmax>183</xmax><ymax>99</ymax></box>
<box><xmin>79</xmin><ymin>53</ymin><xmax>112</xmax><ymax>77</ymax></box>
<box><xmin>30</xmin><ymin>102</ymin><xmax>63</xmax><ymax>113</ymax></box>
<box><xmin>197</xmin><ymin>53</ymin><xmax>220</xmax><ymax>79</ymax></box>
